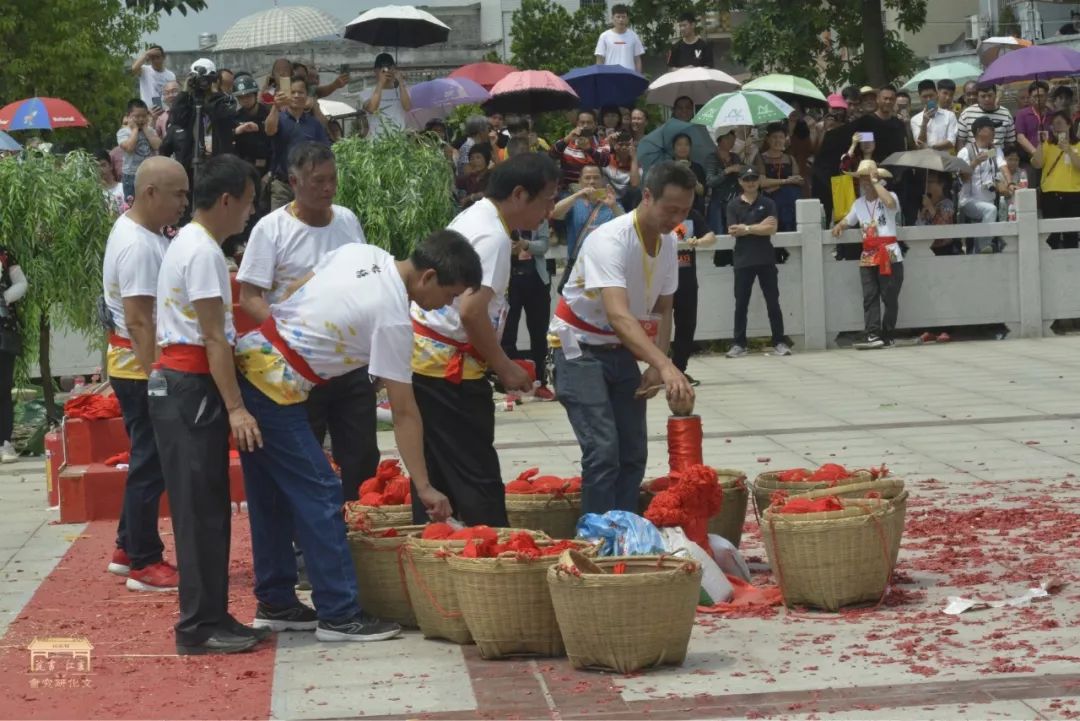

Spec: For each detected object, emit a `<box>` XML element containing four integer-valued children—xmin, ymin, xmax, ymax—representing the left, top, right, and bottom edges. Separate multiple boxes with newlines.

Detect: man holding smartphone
<box><xmin>911</xmin><ymin>80</ymin><xmax>957</xmax><ymax>152</ymax></box>
<box><xmin>361</xmin><ymin>53</ymin><xmax>411</xmax><ymax>137</ymax></box>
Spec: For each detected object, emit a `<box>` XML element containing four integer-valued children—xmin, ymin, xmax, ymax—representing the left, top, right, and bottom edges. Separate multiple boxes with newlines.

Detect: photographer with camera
<box><xmin>957</xmin><ymin>116</ymin><xmax>1006</xmax><ymax>254</ymax></box>
<box><xmin>361</xmin><ymin>53</ymin><xmax>411</xmax><ymax>137</ymax></box>
<box><xmin>265</xmin><ymin>76</ymin><xmax>330</xmax><ymax>210</ymax></box>
<box><xmin>161</xmin><ymin>59</ymin><xmax>242</xmax><ymax>188</ymax></box>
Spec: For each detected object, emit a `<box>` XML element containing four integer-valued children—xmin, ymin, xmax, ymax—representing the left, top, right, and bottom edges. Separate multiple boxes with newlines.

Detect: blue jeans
<box><xmin>112</xmin><ymin>377</ymin><xmax>166</xmax><ymax>569</ymax></box>
<box><xmin>122</xmin><ymin>174</ymin><xmax>136</xmax><ymax>205</ymax></box>
<box><xmin>554</xmin><ymin>346</ymin><xmax>646</xmax><ymax>515</ymax></box>
<box><xmin>238</xmin><ymin>377</ymin><xmax>361</xmax><ymax>622</ymax></box>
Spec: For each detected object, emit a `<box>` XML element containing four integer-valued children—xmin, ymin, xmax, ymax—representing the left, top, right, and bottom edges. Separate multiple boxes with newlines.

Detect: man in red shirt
<box><xmin>550</xmin><ymin>110</ymin><xmax>610</xmax><ymax>191</ymax></box>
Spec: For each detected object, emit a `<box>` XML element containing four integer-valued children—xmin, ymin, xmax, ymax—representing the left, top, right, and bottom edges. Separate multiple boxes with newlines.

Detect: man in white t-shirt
<box><xmin>150</xmin><ymin>154</ymin><xmax>266</xmax><ymax>656</ymax></box>
<box><xmin>956</xmin><ymin>116</ymin><xmax>1005</xmax><ymax>254</ymax></box>
<box><xmin>234</xmin><ymin>233</ymin><xmax>478</xmax><ymax>643</ymax></box>
<box><xmin>831</xmin><ymin>160</ymin><xmax>904</xmax><ymax>350</ymax></box>
<box><xmin>411</xmin><ymin>154</ymin><xmax>559</xmax><ymax>526</ymax></box>
<box><xmin>238</xmin><ymin>141</ymin><xmax>376</xmax><ymax>505</ymax></box>
<box><xmin>548</xmin><ymin>161</ymin><xmax>696</xmax><ymax>515</ymax></box>
<box><xmin>131</xmin><ymin>44</ymin><xmax>177</xmax><ymax>109</ymax></box>
<box><xmin>910</xmin><ymin>79</ymin><xmax>958</xmax><ymax>153</ymax></box>
<box><xmin>361</xmin><ymin>53</ymin><xmax>412</xmax><ymax>138</ymax></box>
<box><xmin>594</xmin><ymin>4</ymin><xmax>645</xmax><ymax>73</ymax></box>
<box><xmin>102</xmin><ymin>157</ymin><xmax>189</xmax><ymax>594</ymax></box>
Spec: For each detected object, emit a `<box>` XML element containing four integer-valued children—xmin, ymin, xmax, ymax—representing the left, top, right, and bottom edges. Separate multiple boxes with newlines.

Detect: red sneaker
<box><xmin>108</xmin><ymin>548</ymin><xmax>131</xmax><ymax>577</ymax></box>
<box><xmin>936</xmin><ymin>332</ymin><xmax>951</xmax><ymax>343</ymax></box>
<box><xmin>533</xmin><ymin>386</ymin><xmax>556</xmax><ymax>402</ymax></box>
<box><xmin>918</xmin><ymin>332</ymin><xmax>934</xmax><ymax>344</ymax></box>
<box><xmin>126</xmin><ymin>561</ymin><xmax>179</xmax><ymax>592</ymax></box>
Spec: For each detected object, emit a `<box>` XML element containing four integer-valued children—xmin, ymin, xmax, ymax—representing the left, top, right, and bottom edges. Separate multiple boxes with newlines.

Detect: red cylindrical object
<box><xmin>667</xmin><ymin>415</ymin><xmax>703</xmax><ymax>472</ymax></box>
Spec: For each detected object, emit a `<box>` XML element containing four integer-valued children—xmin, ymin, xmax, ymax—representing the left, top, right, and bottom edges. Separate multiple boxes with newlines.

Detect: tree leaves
<box><xmin>124</xmin><ymin>0</ymin><xmax>205</xmax><ymax>15</ymax></box>
<box><xmin>509</xmin><ymin>0</ymin><xmax>610</xmax><ymax>76</ymax></box>
<box><xmin>333</xmin><ymin>132</ymin><xmax>457</xmax><ymax>260</ymax></box>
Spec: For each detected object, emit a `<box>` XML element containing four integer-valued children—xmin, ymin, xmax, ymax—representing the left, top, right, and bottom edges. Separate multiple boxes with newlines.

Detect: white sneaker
<box><xmin>773</xmin><ymin>343</ymin><xmax>792</xmax><ymax>356</ymax></box>
<box><xmin>0</xmin><ymin>441</ymin><xmax>17</xmax><ymax>463</ymax></box>
<box><xmin>726</xmin><ymin>345</ymin><xmax>748</xmax><ymax>359</ymax></box>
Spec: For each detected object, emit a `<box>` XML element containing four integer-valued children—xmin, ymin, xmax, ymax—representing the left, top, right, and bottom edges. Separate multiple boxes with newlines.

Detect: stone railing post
<box><xmin>1015</xmin><ymin>188</ymin><xmax>1042</xmax><ymax>338</ymax></box>
<box><xmin>797</xmin><ymin>199</ymin><xmax>827</xmax><ymax>350</ymax></box>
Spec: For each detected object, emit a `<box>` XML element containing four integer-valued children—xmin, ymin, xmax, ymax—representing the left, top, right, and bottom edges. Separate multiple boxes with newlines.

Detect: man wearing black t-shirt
<box><xmin>725</xmin><ymin>167</ymin><xmax>789</xmax><ymax>358</ymax></box>
<box><xmin>667</xmin><ymin>12</ymin><xmax>713</xmax><ymax>68</ymax></box>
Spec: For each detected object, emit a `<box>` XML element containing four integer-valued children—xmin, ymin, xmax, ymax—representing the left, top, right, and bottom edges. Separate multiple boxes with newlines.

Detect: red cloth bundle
<box><xmin>775</xmin><ymin>495</ymin><xmax>844</xmax><ymax>514</ymax></box>
<box><xmin>355</xmin><ymin>459</ymin><xmax>413</xmax><ymax>506</ymax></box>
<box><xmin>420</xmin><ymin>523</ymin><xmax>500</xmax><ymax>543</ymax></box>
<box><xmin>458</xmin><ymin>531</ymin><xmax>579</xmax><ymax>559</ymax></box>
<box><xmin>775</xmin><ymin>463</ymin><xmax>854</xmax><ymax>485</ymax></box>
<box><xmin>504</xmin><ymin>468</ymin><xmax>582</xmax><ymax>495</ymax></box>
<box><xmin>64</xmin><ymin>394</ymin><xmax>121</xmax><ymax>420</ymax></box>
<box><xmin>644</xmin><ymin>464</ymin><xmax>722</xmax><ymax>551</ymax></box>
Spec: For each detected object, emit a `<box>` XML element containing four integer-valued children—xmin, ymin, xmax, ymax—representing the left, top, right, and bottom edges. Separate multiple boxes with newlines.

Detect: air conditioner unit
<box><xmin>966</xmin><ymin>14</ymin><xmax>982</xmax><ymax>41</ymax></box>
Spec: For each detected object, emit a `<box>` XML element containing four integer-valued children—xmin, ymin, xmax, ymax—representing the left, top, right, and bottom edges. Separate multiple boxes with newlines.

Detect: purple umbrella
<box><xmin>979</xmin><ymin>45</ymin><xmax>1080</xmax><ymax>85</ymax></box>
<box><xmin>405</xmin><ymin>77</ymin><xmax>490</xmax><ymax>129</ymax></box>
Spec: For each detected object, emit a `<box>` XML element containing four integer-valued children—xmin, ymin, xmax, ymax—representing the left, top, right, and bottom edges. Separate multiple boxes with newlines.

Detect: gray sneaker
<box><xmin>773</xmin><ymin>343</ymin><xmax>792</xmax><ymax>356</ymax></box>
<box><xmin>726</xmin><ymin>345</ymin><xmax>748</xmax><ymax>359</ymax></box>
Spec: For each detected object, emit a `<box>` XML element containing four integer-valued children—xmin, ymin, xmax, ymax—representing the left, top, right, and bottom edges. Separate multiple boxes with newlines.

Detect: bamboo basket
<box><xmin>794</xmin><ymin>481</ymin><xmax>908</xmax><ymax>569</ymax></box>
<box><xmin>505</xmin><ymin>492</ymin><xmax>582</xmax><ymax>539</ymax></box>
<box><xmin>751</xmin><ymin>469</ymin><xmax>873</xmax><ymax>519</ymax></box>
<box><xmin>346</xmin><ymin>525</ymin><xmax>425</xmax><ymax>627</ymax></box>
<box><xmin>548</xmin><ymin>552</ymin><xmax>701</xmax><ymax>673</ymax></box>
<box><xmin>638</xmin><ymin>469</ymin><xmax>749</xmax><ymax>547</ymax></box>
<box><xmin>447</xmin><ymin>541</ymin><xmax>594</xmax><ymax>659</ymax></box>
<box><xmin>343</xmin><ymin>502</ymin><xmax>412</xmax><ymax>531</ymax></box>
<box><xmin>761</xmin><ymin>495</ymin><xmax>902</xmax><ymax>611</ymax></box>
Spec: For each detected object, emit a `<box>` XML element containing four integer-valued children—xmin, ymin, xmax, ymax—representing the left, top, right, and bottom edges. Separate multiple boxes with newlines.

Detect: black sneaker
<box><xmin>315</xmin><ymin>613</ymin><xmax>402</xmax><ymax>643</ymax></box>
<box><xmin>226</xmin><ymin>615</ymin><xmax>273</xmax><ymax>642</ymax></box>
<box><xmin>854</xmin><ymin>334</ymin><xmax>885</xmax><ymax>350</ymax></box>
<box><xmin>684</xmin><ymin>373</ymin><xmax>701</xmax><ymax>387</ymax></box>
<box><xmin>252</xmin><ymin>601</ymin><xmax>318</xmax><ymax>632</ymax></box>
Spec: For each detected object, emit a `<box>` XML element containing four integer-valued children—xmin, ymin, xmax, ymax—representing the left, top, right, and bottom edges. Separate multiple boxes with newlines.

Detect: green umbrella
<box><xmin>901</xmin><ymin>62</ymin><xmax>981</xmax><ymax>92</ymax></box>
<box><xmin>743</xmin><ymin>74</ymin><xmax>827</xmax><ymax>104</ymax></box>
<box><xmin>692</xmin><ymin>90</ymin><xmax>794</xmax><ymax>131</ymax></box>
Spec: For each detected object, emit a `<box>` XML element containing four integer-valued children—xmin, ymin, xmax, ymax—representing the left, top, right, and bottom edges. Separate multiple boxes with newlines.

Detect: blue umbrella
<box><xmin>561</xmin><ymin>64</ymin><xmax>649</xmax><ymax>110</ymax></box>
<box><xmin>636</xmin><ymin>119</ymin><xmax>716</xmax><ymax>174</ymax></box>
<box><xmin>0</xmin><ymin>131</ymin><xmax>20</xmax><ymax>152</ymax></box>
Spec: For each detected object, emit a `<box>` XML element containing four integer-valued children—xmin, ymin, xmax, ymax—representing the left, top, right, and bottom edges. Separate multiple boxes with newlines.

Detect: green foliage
<box><xmin>997</xmin><ymin>4</ymin><xmax>1020</xmax><ymax>37</ymax></box>
<box><xmin>0</xmin><ymin>0</ymin><xmax>161</xmax><ymax>150</ymax></box>
<box><xmin>333</xmin><ymin>132</ymin><xmax>457</xmax><ymax>259</ymax></box>
<box><xmin>445</xmin><ymin>103</ymin><xmax>485</xmax><ymax>141</ymax></box>
<box><xmin>0</xmin><ymin>151</ymin><xmax>114</xmax><ymax>376</ymax></box>
<box><xmin>481</xmin><ymin>50</ymin><xmax>504</xmax><ymax>63</ymax></box>
<box><xmin>125</xmin><ymin>0</ymin><xmax>205</xmax><ymax>13</ymax></box>
<box><xmin>509</xmin><ymin>0</ymin><xmax>609</xmax><ymax>75</ymax></box>
<box><xmin>729</xmin><ymin>0</ymin><xmax>928</xmax><ymax>89</ymax></box>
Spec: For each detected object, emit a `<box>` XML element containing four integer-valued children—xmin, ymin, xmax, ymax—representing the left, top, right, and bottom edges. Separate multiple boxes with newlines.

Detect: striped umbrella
<box><xmin>214</xmin><ymin>6</ymin><xmax>341</xmax><ymax>51</ymax></box>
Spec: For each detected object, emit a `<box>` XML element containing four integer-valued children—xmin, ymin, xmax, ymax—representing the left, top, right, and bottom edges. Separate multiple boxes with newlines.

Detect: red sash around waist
<box><xmin>159</xmin><ymin>344</ymin><xmax>211</xmax><ymax>374</ymax></box>
<box><xmin>259</xmin><ymin>316</ymin><xmax>326</xmax><ymax>387</ymax></box>
<box><xmin>862</xmin><ymin>233</ymin><xmax>897</xmax><ymax>276</ymax></box>
<box><xmin>108</xmin><ymin>332</ymin><xmax>132</xmax><ymax>349</ymax></box>
<box><xmin>555</xmin><ymin>297</ymin><xmax>614</xmax><ymax>336</ymax></box>
<box><xmin>411</xmin><ymin>319</ymin><xmax>484</xmax><ymax>384</ymax></box>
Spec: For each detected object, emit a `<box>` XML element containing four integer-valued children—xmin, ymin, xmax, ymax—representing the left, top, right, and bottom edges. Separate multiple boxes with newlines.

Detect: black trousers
<box><xmin>112</xmin><ymin>378</ymin><xmax>166</xmax><ymax>569</ymax></box>
<box><xmin>733</xmin><ymin>264</ymin><xmax>785</xmax><ymax>347</ymax></box>
<box><xmin>1042</xmin><ymin>191</ymin><xmax>1080</xmax><ymax>249</ymax></box>
<box><xmin>411</xmin><ymin>374</ymin><xmax>508</xmax><ymax>527</ymax></box>
<box><xmin>672</xmin><ymin>267</ymin><xmax>698</xmax><ymax>372</ymax></box>
<box><xmin>860</xmin><ymin>263</ymin><xmax>905</xmax><ymax>340</ymax></box>
<box><xmin>502</xmin><ymin>268</ymin><xmax>550</xmax><ymax>386</ymax></box>
<box><xmin>148</xmin><ymin>370</ymin><xmax>231</xmax><ymax>646</ymax></box>
<box><xmin>0</xmin><ymin>350</ymin><xmax>14</xmax><ymax>443</ymax></box>
<box><xmin>306</xmin><ymin>366</ymin><xmax>379</xmax><ymax>502</ymax></box>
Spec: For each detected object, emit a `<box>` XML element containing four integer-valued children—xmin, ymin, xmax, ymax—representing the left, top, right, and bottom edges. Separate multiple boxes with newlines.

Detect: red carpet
<box><xmin>0</xmin><ymin>516</ymin><xmax>274</xmax><ymax>720</ymax></box>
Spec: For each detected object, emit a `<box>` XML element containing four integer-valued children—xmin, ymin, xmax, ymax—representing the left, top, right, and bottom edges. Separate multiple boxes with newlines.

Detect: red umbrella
<box><xmin>0</xmin><ymin>97</ymin><xmax>88</xmax><ymax>131</ymax></box>
<box><xmin>483</xmin><ymin>70</ymin><xmax>579</xmax><ymax>115</ymax></box>
<box><xmin>449</xmin><ymin>62</ymin><xmax>517</xmax><ymax>91</ymax></box>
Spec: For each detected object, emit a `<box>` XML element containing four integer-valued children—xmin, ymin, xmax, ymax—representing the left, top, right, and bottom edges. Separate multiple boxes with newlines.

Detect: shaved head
<box><xmin>130</xmin><ymin>157</ymin><xmax>189</xmax><ymax>229</ymax></box>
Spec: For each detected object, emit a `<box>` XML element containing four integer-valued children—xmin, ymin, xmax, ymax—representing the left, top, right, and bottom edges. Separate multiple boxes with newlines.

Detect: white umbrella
<box><xmin>214</xmin><ymin>6</ymin><xmax>341</xmax><ymax>51</ymax></box>
<box><xmin>344</xmin><ymin>5</ymin><xmax>450</xmax><ymax>48</ymax></box>
<box><xmin>647</xmin><ymin>67</ymin><xmax>741</xmax><ymax>106</ymax></box>
<box><xmin>977</xmin><ymin>36</ymin><xmax>1033</xmax><ymax>66</ymax></box>
<box><xmin>318</xmin><ymin>99</ymin><xmax>358</xmax><ymax>118</ymax></box>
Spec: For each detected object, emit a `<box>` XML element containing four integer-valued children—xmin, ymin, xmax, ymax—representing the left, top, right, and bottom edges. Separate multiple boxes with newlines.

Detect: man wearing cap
<box><xmin>724</xmin><ymin>167</ymin><xmax>788</xmax><ymax>359</ymax></box>
<box><xmin>266</xmin><ymin>75</ymin><xmax>330</xmax><ymax>210</ymax></box>
<box><xmin>830</xmin><ymin>160</ymin><xmax>903</xmax><ymax>350</ymax></box>
<box><xmin>911</xmin><ymin>80</ymin><xmax>957</xmax><ymax>153</ymax></box>
<box><xmin>362</xmin><ymin>54</ymin><xmax>412</xmax><ymax>138</ymax></box>
<box><xmin>859</xmin><ymin>86</ymin><xmax>878</xmax><ymax>117</ymax></box>
<box><xmin>233</xmin><ymin>74</ymin><xmax>271</xmax><ymax>175</ymax></box>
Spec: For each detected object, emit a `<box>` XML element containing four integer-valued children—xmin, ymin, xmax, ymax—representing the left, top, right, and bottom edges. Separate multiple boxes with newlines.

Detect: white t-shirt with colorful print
<box><xmin>235</xmin><ymin>244</ymin><xmax>412</xmax><ymax>405</ymax></box>
<box><xmin>411</xmin><ymin>198</ymin><xmax>511</xmax><ymax>381</ymax></box>
<box><xmin>155</xmin><ymin>222</ymin><xmax>235</xmax><ymax>348</ymax></box>
<box><xmin>103</xmin><ymin>214</ymin><xmax>169</xmax><ymax>380</ymax></box>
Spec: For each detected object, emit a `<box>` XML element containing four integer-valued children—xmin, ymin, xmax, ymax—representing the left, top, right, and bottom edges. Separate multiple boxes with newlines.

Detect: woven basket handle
<box><xmin>795</xmin><ymin>479</ymin><xmax>903</xmax><ymax>501</ymax></box>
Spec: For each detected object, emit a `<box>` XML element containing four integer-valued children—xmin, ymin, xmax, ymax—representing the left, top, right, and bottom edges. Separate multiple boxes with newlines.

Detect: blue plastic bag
<box><xmin>576</xmin><ymin>511</ymin><xmax>666</xmax><ymax>556</ymax></box>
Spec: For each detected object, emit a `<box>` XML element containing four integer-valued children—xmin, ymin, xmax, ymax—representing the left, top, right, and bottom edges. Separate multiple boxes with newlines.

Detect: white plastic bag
<box><xmin>708</xmin><ymin>534</ymin><xmax>751</xmax><ymax>582</ymax></box>
<box><xmin>659</xmin><ymin>527</ymin><xmax>732</xmax><ymax>604</ymax></box>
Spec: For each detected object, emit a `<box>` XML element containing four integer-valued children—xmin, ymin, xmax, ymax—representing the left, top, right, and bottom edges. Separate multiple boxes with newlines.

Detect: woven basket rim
<box><xmin>763</xmin><ymin>499</ymin><xmax>897</xmax><ymax>525</ymax></box>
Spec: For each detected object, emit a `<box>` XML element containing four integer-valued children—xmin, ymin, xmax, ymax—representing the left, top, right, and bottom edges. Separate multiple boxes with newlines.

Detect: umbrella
<box><xmin>691</xmin><ymin>91</ymin><xmax>793</xmax><ymax>131</ymax></box>
<box><xmin>0</xmin><ymin>97</ymin><xmax>88</xmax><ymax>131</ymax></box>
<box><xmin>405</xmin><ymin>77</ymin><xmax>490</xmax><ymax>129</ymax></box>
<box><xmin>882</xmin><ymin>149</ymin><xmax>972</xmax><ymax>175</ymax></box>
<box><xmin>647</xmin><ymin>67</ymin><xmax>741</xmax><ymax>106</ymax></box>
<box><xmin>344</xmin><ymin>5</ymin><xmax>449</xmax><ymax>48</ymax></box>
<box><xmin>482</xmin><ymin>70</ymin><xmax>579</xmax><ymax>115</ymax></box>
<box><xmin>980</xmin><ymin>45</ymin><xmax>1080</xmax><ymax>86</ymax></box>
<box><xmin>0</xmin><ymin>131</ymin><xmax>20</xmax><ymax>151</ymax></box>
<box><xmin>214</xmin><ymin>6</ymin><xmax>341</xmax><ymax>51</ymax></box>
<box><xmin>561</xmin><ymin>65</ymin><xmax>648</xmax><ymax>110</ymax></box>
<box><xmin>901</xmin><ymin>62</ymin><xmax>982</xmax><ymax>92</ymax></box>
<box><xmin>318</xmin><ymin>99</ymin><xmax>358</xmax><ymax>118</ymax></box>
<box><xmin>636</xmin><ymin>119</ymin><xmax>716</xmax><ymax>174</ymax></box>
<box><xmin>743</xmin><ymin>74</ymin><xmax>827</xmax><ymax>105</ymax></box>
<box><xmin>449</xmin><ymin>62</ymin><xmax>517</xmax><ymax>91</ymax></box>
<box><xmin>978</xmin><ymin>36</ymin><xmax>1033</xmax><ymax>66</ymax></box>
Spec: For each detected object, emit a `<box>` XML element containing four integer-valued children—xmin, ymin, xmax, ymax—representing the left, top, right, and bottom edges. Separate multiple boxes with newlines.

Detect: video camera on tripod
<box><xmin>187</xmin><ymin>57</ymin><xmax>218</xmax><ymax>103</ymax></box>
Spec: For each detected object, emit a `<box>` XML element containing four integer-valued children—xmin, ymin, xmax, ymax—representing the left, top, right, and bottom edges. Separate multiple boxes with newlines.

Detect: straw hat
<box><xmin>845</xmin><ymin>159</ymin><xmax>892</xmax><ymax>179</ymax></box>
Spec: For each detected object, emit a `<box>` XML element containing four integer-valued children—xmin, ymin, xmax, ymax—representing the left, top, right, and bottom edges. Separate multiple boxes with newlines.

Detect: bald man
<box><xmin>103</xmin><ymin>157</ymin><xmax>190</xmax><ymax>592</ymax></box>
